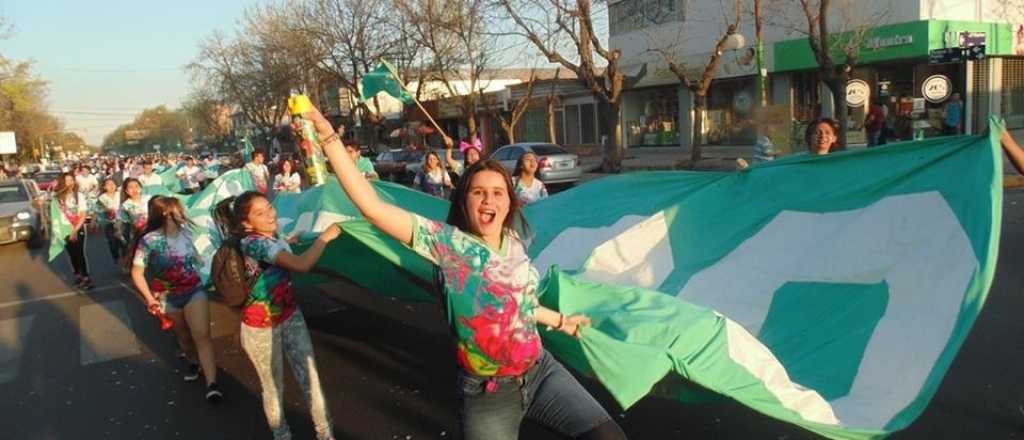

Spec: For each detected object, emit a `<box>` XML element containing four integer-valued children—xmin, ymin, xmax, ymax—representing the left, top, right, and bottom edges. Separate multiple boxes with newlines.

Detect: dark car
<box><xmin>34</xmin><ymin>170</ymin><xmax>63</xmax><ymax>192</ymax></box>
<box><xmin>375</xmin><ymin>150</ymin><xmax>425</xmax><ymax>183</ymax></box>
<box><xmin>0</xmin><ymin>179</ymin><xmax>45</xmax><ymax>247</ymax></box>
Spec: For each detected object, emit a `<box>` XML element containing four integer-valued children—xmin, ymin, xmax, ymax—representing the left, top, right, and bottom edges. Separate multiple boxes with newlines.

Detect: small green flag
<box><xmin>361</xmin><ymin>61</ymin><xmax>414</xmax><ymax>105</ymax></box>
<box><xmin>241</xmin><ymin>137</ymin><xmax>255</xmax><ymax>164</ymax></box>
<box><xmin>47</xmin><ymin>199</ymin><xmax>74</xmax><ymax>261</ymax></box>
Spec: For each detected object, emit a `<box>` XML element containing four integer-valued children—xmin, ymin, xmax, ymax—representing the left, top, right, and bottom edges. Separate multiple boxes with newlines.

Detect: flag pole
<box><xmin>381</xmin><ymin>62</ymin><xmax>449</xmax><ymax>140</ymax></box>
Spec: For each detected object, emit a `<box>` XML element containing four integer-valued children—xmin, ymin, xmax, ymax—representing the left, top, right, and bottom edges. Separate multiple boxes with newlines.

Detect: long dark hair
<box><xmin>213</xmin><ymin>190</ymin><xmax>267</xmax><ymax>238</ymax></box>
<box><xmin>512</xmin><ymin>151</ymin><xmax>538</xmax><ymax>180</ymax></box>
<box><xmin>130</xmin><ymin>196</ymin><xmax>195</xmax><ymax>262</ymax></box>
<box><xmin>446</xmin><ymin>159</ymin><xmax>530</xmax><ymax>239</ymax></box>
<box><xmin>54</xmin><ymin>172</ymin><xmax>77</xmax><ymax>203</ymax></box>
<box><xmin>121</xmin><ymin>178</ymin><xmax>142</xmax><ymax>205</ymax></box>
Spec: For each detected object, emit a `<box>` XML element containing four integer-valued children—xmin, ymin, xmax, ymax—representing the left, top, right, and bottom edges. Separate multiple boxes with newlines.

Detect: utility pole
<box><xmin>754</xmin><ymin>0</ymin><xmax>768</xmax><ymax>107</ymax></box>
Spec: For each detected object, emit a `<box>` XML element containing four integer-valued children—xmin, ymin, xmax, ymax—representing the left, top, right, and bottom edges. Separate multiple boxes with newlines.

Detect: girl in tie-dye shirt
<box><xmin>129</xmin><ymin>196</ymin><xmax>222</xmax><ymax>402</ymax></box>
<box><xmin>315</xmin><ymin>105</ymin><xmax>626</xmax><ymax>440</ymax></box>
<box><xmin>213</xmin><ymin>191</ymin><xmax>341</xmax><ymax>440</ymax></box>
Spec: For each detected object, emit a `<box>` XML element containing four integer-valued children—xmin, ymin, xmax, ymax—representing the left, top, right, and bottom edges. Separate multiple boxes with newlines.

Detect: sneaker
<box><xmin>205</xmin><ymin>382</ymin><xmax>223</xmax><ymax>403</ymax></box>
<box><xmin>184</xmin><ymin>364</ymin><xmax>201</xmax><ymax>382</ymax></box>
<box><xmin>80</xmin><ymin>278</ymin><xmax>94</xmax><ymax>290</ymax></box>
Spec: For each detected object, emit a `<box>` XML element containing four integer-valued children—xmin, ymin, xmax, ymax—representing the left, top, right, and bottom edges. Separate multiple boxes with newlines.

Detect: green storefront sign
<box><xmin>774</xmin><ymin>20</ymin><xmax>1019</xmax><ymax>72</ymax></box>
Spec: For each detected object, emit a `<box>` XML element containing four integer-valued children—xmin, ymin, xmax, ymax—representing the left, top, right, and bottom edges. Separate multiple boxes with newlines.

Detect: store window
<box><xmin>702</xmin><ymin>77</ymin><xmax>756</xmax><ymax>145</ymax></box>
<box><xmin>1002</xmin><ymin>58</ymin><xmax>1024</xmax><ymax>129</ymax></box>
<box><xmin>626</xmin><ymin>87</ymin><xmax>680</xmax><ymax>147</ymax></box>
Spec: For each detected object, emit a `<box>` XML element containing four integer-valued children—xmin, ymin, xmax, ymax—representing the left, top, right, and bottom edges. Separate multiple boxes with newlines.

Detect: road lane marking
<box><xmin>0</xmin><ymin>315</ymin><xmax>34</xmax><ymax>384</ymax></box>
<box><xmin>0</xmin><ymin>284</ymin><xmax>126</xmax><ymax>309</ymax></box>
<box><xmin>79</xmin><ymin>300</ymin><xmax>140</xmax><ymax>366</ymax></box>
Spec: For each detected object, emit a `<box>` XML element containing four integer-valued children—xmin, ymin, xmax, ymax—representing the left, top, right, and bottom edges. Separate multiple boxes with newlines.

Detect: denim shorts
<box><xmin>457</xmin><ymin>350</ymin><xmax>612</xmax><ymax>440</ymax></box>
<box><xmin>160</xmin><ymin>289</ymin><xmax>206</xmax><ymax>313</ymax></box>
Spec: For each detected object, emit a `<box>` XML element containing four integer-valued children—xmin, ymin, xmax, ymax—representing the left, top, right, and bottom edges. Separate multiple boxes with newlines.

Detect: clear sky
<box><xmin>4</xmin><ymin>1</ymin><xmax>250</xmax><ymax>145</ymax></box>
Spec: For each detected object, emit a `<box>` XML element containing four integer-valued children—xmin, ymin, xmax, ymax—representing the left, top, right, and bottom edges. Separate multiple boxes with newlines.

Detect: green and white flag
<box><xmin>360</xmin><ymin>61</ymin><xmax>414</xmax><ymax>105</ymax></box>
<box><xmin>145</xmin><ymin>168</ymin><xmax>257</xmax><ymax>280</ymax></box>
<box><xmin>47</xmin><ymin>198</ymin><xmax>75</xmax><ymax>262</ymax></box>
<box><xmin>240</xmin><ymin>137</ymin><xmax>255</xmax><ymax>164</ymax></box>
<box><xmin>279</xmin><ymin>121</ymin><xmax>1000</xmax><ymax>438</ymax></box>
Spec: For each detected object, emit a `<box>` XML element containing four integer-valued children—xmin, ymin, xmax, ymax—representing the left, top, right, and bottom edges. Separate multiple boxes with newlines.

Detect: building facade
<box><xmin>610</xmin><ymin>0</ymin><xmax>1024</xmax><ymax>152</ymax></box>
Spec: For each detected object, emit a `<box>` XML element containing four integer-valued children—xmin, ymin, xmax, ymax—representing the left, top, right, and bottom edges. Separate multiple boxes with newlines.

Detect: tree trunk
<box><xmin>825</xmin><ymin>76</ymin><xmax>849</xmax><ymax>150</ymax></box>
<box><xmin>602</xmin><ymin>100</ymin><xmax>623</xmax><ymax>173</ymax></box>
<box><xmin>502</xmin><ymin>122</ymin><xmax>516</xmax><ymax>145</ymax></box>
<box><xmin>547</xmin><ymin>99</ymin><xmax>557</xmax><ymax>144</ymax></box>
<box><xmin>690</xmin><ymin>91</ymin><xmax>708</xmax><ymax>165</ymax></box>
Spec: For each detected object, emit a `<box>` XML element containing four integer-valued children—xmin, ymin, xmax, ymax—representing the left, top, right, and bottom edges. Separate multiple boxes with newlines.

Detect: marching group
<box><xmin>42</xmin><ymin>109</ymin><xmax>614</xmax><ymax>440</ymax></box>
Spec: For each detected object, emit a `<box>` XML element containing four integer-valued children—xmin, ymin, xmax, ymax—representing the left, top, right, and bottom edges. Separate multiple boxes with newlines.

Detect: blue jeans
<box><xmin>458</xmin><ymin>350</ymin><xmax>613</xmax><ymax>440</ymax></box>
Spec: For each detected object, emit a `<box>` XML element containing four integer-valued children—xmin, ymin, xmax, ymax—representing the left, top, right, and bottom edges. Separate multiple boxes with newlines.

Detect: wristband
<box><xmin>319</xmin><ymin>132</ymin><xmax>339</xmax><ymax>148</ymax></box>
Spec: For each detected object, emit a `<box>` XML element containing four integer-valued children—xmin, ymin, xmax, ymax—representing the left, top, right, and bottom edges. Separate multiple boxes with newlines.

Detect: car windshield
<box><xmin>0</xmin><ymin>185</ymin><xmax>28</xmax><ymax>203</ymax></box>
<box><xmin>529</xmin><ymin>144</ymin><xmax>567</xmax><ymax>156</ymax></box>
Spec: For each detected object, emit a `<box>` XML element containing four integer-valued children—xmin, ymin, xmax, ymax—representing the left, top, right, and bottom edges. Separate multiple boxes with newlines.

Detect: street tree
<box><xmin>297</xmin><ymin>0</ymin><xmax>426</xmax><ymax>145</ymax></box>
<box><xmin>481</xmin><ymin>70</ymin><xmax>538</xmax><ymax>145</ymax></box>
<box><xmin>396</xmin><ymin>0</ymin><xmax>496</xmax><ymax>146</ymax></box>
<box><xmin>499</xmin><ymin>0</ymin><xmax>627</xmax><ymax>172</ymax></box>
<box><xmin>642</xmin><ymin>0</ymin><xmax>744</xmax><ymax>164</ymax></box>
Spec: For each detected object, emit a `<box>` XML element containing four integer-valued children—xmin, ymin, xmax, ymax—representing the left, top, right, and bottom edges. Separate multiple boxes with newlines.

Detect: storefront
<box><xmin>622</xmin><ymin>86</ymin><xmax>681</xmax><ymax>148</ymax></box>
<box><xmin>774</xmin><ymin>19</ymin><xmax>1022</xmax><ymax>145</ymax></box>
<box><xmin>702</xmin><ymin>76</ymin><xmax>758</xmax><ymax>145</ymax></box>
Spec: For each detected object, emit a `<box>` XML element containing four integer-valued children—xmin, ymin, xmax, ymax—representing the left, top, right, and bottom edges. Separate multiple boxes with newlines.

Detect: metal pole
<box><xmin>755</xmin><ymin>0</ymin><xmax>767</xmax><ymax>107</ymax></box>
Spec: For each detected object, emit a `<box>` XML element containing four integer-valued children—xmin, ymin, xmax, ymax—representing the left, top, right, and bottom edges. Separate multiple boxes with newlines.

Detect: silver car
<box><xmin>0</xmin><ymin>179</ymin><xmax>45</xmax><ymax>247</ymax></box>
<box><xmin>491</xmin><ymin>143</ymin><xmax>582</xmax><ymax>185</ymax></box>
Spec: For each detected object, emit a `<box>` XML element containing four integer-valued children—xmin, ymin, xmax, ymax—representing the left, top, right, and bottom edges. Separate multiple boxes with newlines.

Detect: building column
<box><xmin>678</xmin><ymin>86</ymin><xmax>694</xmax><ymax>153</ymax></box>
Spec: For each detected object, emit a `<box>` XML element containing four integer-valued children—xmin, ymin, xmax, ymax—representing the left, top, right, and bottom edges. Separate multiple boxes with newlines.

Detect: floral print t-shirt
<box><xmin>408</xmin><ymin>214</ymin><xmax>542</xmax><ymax>377</ymax></box>
<box><xmin>119</xmin><ymin>195</ymin><xmax>152</xmax><ymax>233</ymax></box>
<box><xmin>513</xmin><ymin>177</ymin><xmax>548</xmax><ymax>205</ymax></box>
<box><xmin>133</xmin><ymin>229</ymin><xmax>203</xmax><ymax>298</ymax></box>
<box><xmin>239</xmin><ymin>234</ymin><xmax>297</xmax><ymax>328</ymax></box>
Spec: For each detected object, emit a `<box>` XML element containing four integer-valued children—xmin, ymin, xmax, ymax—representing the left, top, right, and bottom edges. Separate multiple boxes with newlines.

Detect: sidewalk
<box><xmin>579</xmin><ymin>145</ymin><xmax>752</xmax><ymax>173</ymax></box>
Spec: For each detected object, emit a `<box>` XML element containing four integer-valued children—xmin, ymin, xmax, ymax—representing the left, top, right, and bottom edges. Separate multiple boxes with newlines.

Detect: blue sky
<box><xmin>4</xmin><ymin>1</ymin><xmax>250</xmax><ymax>145</ymax></box>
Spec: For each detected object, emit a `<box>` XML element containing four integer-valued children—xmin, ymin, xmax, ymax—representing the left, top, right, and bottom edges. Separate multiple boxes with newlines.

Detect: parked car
<box><xmin>33</xmin><ymin>170</ymin><xmax>63</xmax><ymax>192</ymax></box>
<box><xmin>375</xmin><ymin>149</ymin><xmax>425</xmax><ymax>183</ymax></box>
<box><xmin>490</xmin><ymin>143</ymin><xmax>582</xmax><ymax>185</ymax></box>
<box><xmin>0</xmin><ymin>179</ymin><xmax>46</xmax><ymax>247</ymax></box>
<box><xmin>406</xmin><ymin>148</ymin><xmax>464</xmax><ymax>178</ymax></box>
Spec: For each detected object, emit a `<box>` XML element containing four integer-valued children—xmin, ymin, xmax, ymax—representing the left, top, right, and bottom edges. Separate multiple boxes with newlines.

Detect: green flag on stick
<box><xmin>361</xmin><ymin>61</ymin><xmax>414</xmax><ymax>105</ymax></box>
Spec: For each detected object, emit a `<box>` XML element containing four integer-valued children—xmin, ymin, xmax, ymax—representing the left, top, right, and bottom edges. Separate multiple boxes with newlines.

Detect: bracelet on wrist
<box><xmin>556</xmin><ymin>314</ymin><xmax>565</xmax><ymax>330</ymax></box>
<box><xmin>319</xmin><ymin>132</ymin><xmax>339</xmax><ymax>147</ymax></box>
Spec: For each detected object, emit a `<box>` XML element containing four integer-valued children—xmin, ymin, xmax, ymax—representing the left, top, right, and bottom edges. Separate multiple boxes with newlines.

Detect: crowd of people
<box><xmin>29</xmin><ymin>106</ymin><xmax>1023</xmax><ymax>440</ymax></box>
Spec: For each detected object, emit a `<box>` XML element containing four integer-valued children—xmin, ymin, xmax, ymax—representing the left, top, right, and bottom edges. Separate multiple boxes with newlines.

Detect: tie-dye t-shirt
<box><xmin>133</xmin><ymin>229</ymin><xmax>203</xmax><ymax>297</ymax></box>
<box><xmin>408</xmin><ymin>214</ymin><xmax>542</xmax><ymax>377</ymax></box>
<box><xmin>119</xmin><ymin>195</ymin><xmax>152</xmax><ymax>232</ymax></box>
<box><xmin>239</xmin><ymin>234</ymin><xmax>297</xmax><ymax>328</ymax></box>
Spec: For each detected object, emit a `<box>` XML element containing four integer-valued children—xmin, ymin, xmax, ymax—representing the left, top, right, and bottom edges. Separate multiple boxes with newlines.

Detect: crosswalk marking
<box><xmin>0</xmin><ymin>284</ymin><xmax>125</xmax><ymax>309</ymax></box>
<box><xmin>0</xmin><ymin>315</ymin><xmax>34</xmax><ymax>384</ymax></box>
<box><xmin>79</xmin><ymin>300</ymin><xmax>140</xmax><ymax>366</ymax></box>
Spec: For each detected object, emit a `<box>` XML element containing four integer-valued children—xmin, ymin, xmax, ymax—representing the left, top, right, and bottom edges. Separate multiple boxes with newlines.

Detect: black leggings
<box><xmin>65</xmin><ymin>228</ymin><xmax>89</xmax><ymax>278</ymax></box>
<box><xmin>102</xmin><ymin>223</ymin><xmax>124</xmax><ymax>261</ymax></box>
<box><xmin>579</xmin><ymin>420</ymin><xmax>627</xmax><ymax>440</ymax></box>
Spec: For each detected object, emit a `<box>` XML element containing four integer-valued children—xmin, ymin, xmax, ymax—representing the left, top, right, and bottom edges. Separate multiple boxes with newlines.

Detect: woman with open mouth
<box><xmin>310</xmin><ymin>104</ymin><xmax>627</xmax><ymax>440</ymax></box>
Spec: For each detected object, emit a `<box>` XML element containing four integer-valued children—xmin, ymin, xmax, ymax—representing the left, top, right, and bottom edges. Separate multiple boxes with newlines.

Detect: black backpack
<box><xmin>211</xmin><ymin>235</ymin><xmax>265</xmax><ymax>307</ymax></box>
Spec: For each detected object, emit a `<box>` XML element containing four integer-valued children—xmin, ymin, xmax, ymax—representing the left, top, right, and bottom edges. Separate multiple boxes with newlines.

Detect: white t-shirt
<box><xmin>76</xmin><ymin>173</ymin><xmax>99</xmax><ymax>193</ymax></box>
<box><xmin>176</xmin><ymin>165</ymin><xmax>204</xmax><ymax>190</ymax></box>
<box><xmin>138</xmin><ymin>172</ymin><xmax>163</xmax><ymax>187</ymax></box>
<box><xmin>273</xmin><ymin>173</ymin><xmax>302</xmax><ymax>193</ymax></box>
<box><xmin>96</xmin><ymin>192</ymin><xmax>121</xmax><ymax>223</ymax></box>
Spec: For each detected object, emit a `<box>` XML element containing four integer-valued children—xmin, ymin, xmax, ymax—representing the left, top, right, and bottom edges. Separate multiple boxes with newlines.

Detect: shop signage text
<box><xmin>922</xmin><ymin>75</ymin><xmax>952</xmax><ymax>103</ymax></box>
<box><xmin>929</xmin><ymin>47</ymin><xmax>962</xmax><ymax>64</ymax></box>
<box><xmin>846</xmin><ymin>80</ymin><xmax>870</xmax><ymax>107</ymax></box>
<box><xmin>959</xmin><ymin>31</ymin><xmax>986</xmax><ymax>48</ymax></box>
<box><xmin>865</xmin><ymin>35</ymin><xmax>914</xmax><ymax>50</ymax></box>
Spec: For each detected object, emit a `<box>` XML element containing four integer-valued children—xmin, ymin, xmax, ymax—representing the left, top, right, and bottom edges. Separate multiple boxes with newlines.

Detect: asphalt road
<box><xmin>0</xmin><ymin>190</ymin><xmax>1021</xmax><ymax>439</ymax></box>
